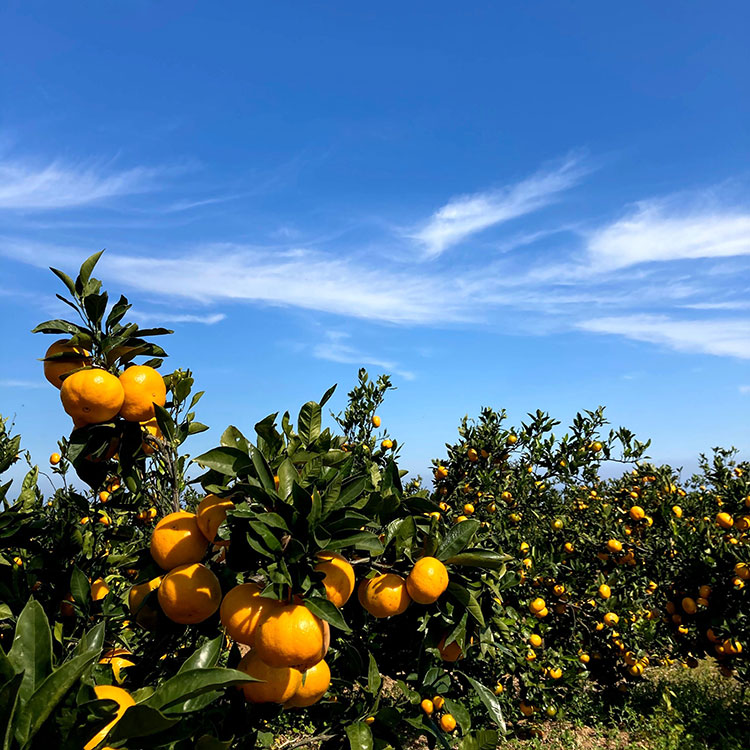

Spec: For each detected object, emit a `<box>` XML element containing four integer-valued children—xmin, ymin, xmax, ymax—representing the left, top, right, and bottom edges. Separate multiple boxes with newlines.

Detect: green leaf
<box><xmin>435</xmin><ymin>519</ymin><xmax>480</xmax><ymax>560</ymax></box>
<box><xmin>276</xmin><ymin>459</ymin><xmax>297</xmax><ymax>499</ymax></box>
<box><xmin>326</xmin><ymin>531</ymin><xmax>384</xmax><ymax>555</ymax></box>
<box><xmin>14</xmin><ymin>650</ymin><xmax>99</xmax><ymax>745</ymax></box>
<box><xmin>445</xmin><ymin>550</ymin><xmax>510</xmax><ymax>570</ymax></box>
<box><xmin>346</xmin><ymin>722</ymin><xmax>374</xmax><ymax>750</ymax></box>
<box><xmin>194</xmin><ymin>447</ymin><xmax>252</xmax><ymax>476</ymax></box>
<box><xmin>178</xmin><ymin>636</ymin><xmax>222</xmax><ymax>673</ymax></box>
<box><xmin>146</xmin><ymin>668</ymin><xmax>255</xmax><ymax>712</ymax></box>
<box><xmin>0</xmin><ymin>673</ymin><xmax>22</xmax><ymax>750</ymax></box>
<box><xmin>70</xmin><ymin>566</ymin><xmax>91</xmax><ymax>611</ymax></box>
<box><xmin>298</xmin><ymin>401</ymin><xmax>322</xmax><ymax>446</ymax></box>
<box><xmin>251</xmin><ymin>447</ymin><xmax>276</xmax><ymax>492</ymax></box>
<box><xmin>49</xmin><ymin>267</ymin><xmax>77</xmax><ymax>297</ymax></box>
<box><xmin>320</xmin><ymin>383</ymin><xmax>337</xmax><ymax>407</ymax></box>
<box><xmin>106</xmin><ymin>704</ymin><xmax>179</xmax><ymax>741</ymax></box>
<box><xmin>459</xmin><ymin>730</ymin><xmax>500</xmax><ymax>750</ymax></box>
<box><xmin>367</xmin><ymin>652</ymin><xmax>381</xmax><ymax>695</ymax></box>
<box><xmin>8</xmin><ymin>599</ymin><xmax>53</xmax><ymax>706</ymax></box>
<box><xmin>78</xmin><ymin>250</ymin><xmax>105</xmax><ymax>287</ymax></box>
<box><xmin>462</xmin><ymin>675</ymin><xmax>506</xmax><ymax>732</ymax></box>
<box><xmin>444</xmin><ymin>697</ymin><xmax>471</xmax><ymax>733</ymax></box>
<box><xmin>447</xmin><ymin>583</ymin><xmax>485</xmax><ymax>627</ymax></box>
<box><xmin>303</xmin><ymin>596</ymin><xmax>351</xmax><ymax>633</ymax></box>
<box><xmin>72</xmin><ymin>622</ymin><xmax>105</xmax><ymax>659</ymax></box>
<box><xmin>31</xmin><ymin>319</ymin><xmax>84</xmax><ymax>335</ymax></box>
<box><xmin>153</xmin><ymin>403</ymin><xmax>177</xmax><ymax>444</ymax></box>
<box><xmin>220</xmin><ymin>426</ymin><xmax>249</xmax><ymax>454</ymax></box>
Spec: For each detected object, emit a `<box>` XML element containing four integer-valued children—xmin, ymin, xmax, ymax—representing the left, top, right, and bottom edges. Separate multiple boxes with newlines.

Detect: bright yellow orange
<box><xmin>607</xmin><ymin>539</ymin><xmax>622</xmax><ymax>554</ymax></box>
<box><xmin>141</xmin><ymin>417</ymin><xmax>163</xmax><ymax>454</ymax></box>
<box><xmin>219</xmin><ymin>582</ymin><xmax>276</xmax><ymax>645</ymax></box>
<box><xmin>285</xmin><ymin>659</ymin><xmax>331</xmax><ymax>707</ymax></box>
<box><xmin>99</xmin><ymin>649</ymin><xmax>135</xmax><ymax>684</ymax></box>
<box><xmin>118</xmin><ymin>365</ymin><xmax>167</xmax><ymax>422</ymax></box>
<box><xmin>237</xmin><ymin>650</ymin><xmax>302</xmax><ymax>704</ymax></box>
<box><xmin>406</xmin><ymin>557</ymin><xmax>449</xmax><ymax>605</ymax></box>
<box><xmin>254</xmin><ymin>602</ymin><xmax>328</xmax><ymax>670</ymax></box>
<box><xmin>195</xmin><ymin>494</ymin><xmax>234</xmax><ymax>542</ymax></box>
<box><xmin>372</xmin><ymin>415</ymin><xmax>381</xmax><ymax>427</ymax></box>
<box><xmin>84</xmin><ymin>685</ymin><xmax>135</xmax><ymax>750</ymax></box>
<box><xmin>716</xmin><ymin>512</ymin><xmax>733</xmax><ymax>529</ymax></box>
<box><xmin>440</xmin><ymin>714</ymin><xmax>457</xmax><ymax>732</ymax></box>
<box><xmin>315</xmin><ymin>552</ymin><xmax>355</xmax><ymax>607</ymax></box>
<box><xmin>629</xmin><ymin>506</ymin><xmax>645</xmax><ymax>521</ymax></box>
<box><xmin>49</xmin><ymin>452</ymin><xmax>61</xmax><ymax>465</ymax></box>
<box><xmin>529</xmin><ymin>634</ymin><xmax>542</xmax><ymax>648</ymax></box>
<box><xmin>60</xmin><ymin>369</ymin><xmax>125</xmax><ymax>425</ymax></box>
<box><xmin>43</xmin><ymin>338</ymin><xmax>91</xmax><ymax>388</ymax></box>
<box><xmin>598</xmin><ymin>584</ymin><xmax>611</xmax><ymax>599</ymax></box>
<box><xmin>358</xmin><ymin>573</ymin><xmax>411</xmax><ymax>618</ymax></box>
<box><xmin>421</xmin><ymin>698</ymin><xmax>434</xmax><ymax>715</ymax></box>
<box><xmin>150</xmin><ymin>511</ymin><xmax>210</xmax><ymax>570</ymax></box>
<box><xmin>157</xmin><ymin>563</ymin><xmax>221</xmax><ymax>624</ymax></box>
<box><xmin>91</xmin><ymin>578</ymin><xmax>110</xmax><ymax>601</ymax></box>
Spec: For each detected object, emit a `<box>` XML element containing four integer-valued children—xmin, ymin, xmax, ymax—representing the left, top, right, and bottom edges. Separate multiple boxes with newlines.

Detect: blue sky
<box><xmin>1</xmin><ymin>2</ymin><xmax>750</xmax><ymax>484</ymax></box>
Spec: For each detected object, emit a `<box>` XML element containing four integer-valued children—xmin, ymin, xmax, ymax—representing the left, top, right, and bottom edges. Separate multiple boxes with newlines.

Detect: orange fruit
<box><xmin>141</xmin><ymin>418</ymin><xmax>163</xmax><ymax>454</ymax></box>
<box><xmin>603</xmin><ymin>612</ymin><xmax>619</xmax><ymax>627</ymax></box>
<box><xmin>716</xmin><ymin>512</ymin><xmax>733</xmax><ymax>529</ymax></box>
<box><xmin>60</xmin><ymin>369</ymin><xmax>124</xmax><ymax>425</ymax></box>
<box><xmin>128</xmin><ymin>576</ymin><xmax>162</xmax><ymax>629</ymax></box>
<box><xmin>406</xmin><ymin>557</ymin><xmax>449</xmax><ymax>604</ymax></box>
<box><xmin>372</xmin><ymin>415</ymin><xmax>381</xmax><ymax>427</ymax></box>
<box><xmin>439</xmin><ymin>713</ymin><xmax>457</xmax><ymax>732</ymax></box>
<box><xmin>358</xmin><ymin>573</ymin><xmax>411</xmax><ymax>618</ymax></box>
<box><xmin>529</xmin><ymin>634</ymin><xmax>542</xmax><ymax>648</ymax></box>
<box><xmin>157</xmin><ymin>563</ymin><xmax>221</xmax><ymax>624</ymax></box>
<box><xmin>529</xmin><ymin>597</ymin><xmax>546</xmax><ymax>614</ymax></box>
<box><xmin>682</xmin><ymin>597</ymin><xmax>697</xmax><ymax>614</ymax></box>
<box><xmin>150</xmin><ymin>511</ymin><xmax>210</xmax><ymax>570</ymax></box>
<box><xmin>433</xmin><ymin>695</ymin><xmax>445</xmax><ymax>710</ymax></box>
<box><xmin>421</xmin><ymin>698</ymin><xmax>434</xmax><ymax>715</ymax></box>
<box><xmin>598</xmin><ymin>584</ymin><xmax>611</xmax><ymax>599</ymax></box>
<box><xmin>60</xmin><ymin>592</ymin><xmax>75</xmax><ymax>618</ymax></box>
<box><xmin>219</xmin><ymin>582</ymin><xmax>276</xmax><ymax>645</ymax></box>
<box><xmin>99</xmin><ymin>649</ymin><xmax>135</xmax><ymax>684</ymax></box>
<box><xmin>285</xmin><ymin>659</ymin><xmax>331</xmax><ymax>707</ymax></box>
<box><xmin>49</xmin><ymin>452</ymin><xmax>61</xmax><ymax>465</ymax></box>
<box><xmin>437</xmin><ymin>634</ymin><xmax>463</xmax><ymax>662</ymax></box>
<box><xmin>43</xmin><ymin>338</ymin><xmax>91</xmax><ymax>388</ymax></box>
<box><xmin>118</xmin><ymin>365</ymin><xmax>167</xmax><ymax>422</ymax></box>
<box><xmin>84</xmin><ymin>685</ymin><xmax>135</xmax><ymax>750</ymax></box>
<box><xmin>607</xmin><ymin>539</ymin><xmax>622</xmax><ymax>554</ymax></box>
<box><xmin>254</xmin><ymin>602</ymin><xmax>328</xmax><ymax>670</ymax></box>
<box><xmin>315</xmin><ymin>552</ymin><xmax>355</xmax><ymax>607</ymax></box>
<box><xmin>90</xmin><ymin>578</ymin><xmax>110</xmax><ymax>601</ymax></box>
<box><xmin>629</xmin><ymin>506</ymin><xmax>645</xmax><ymax>521</ymax></box>
<box><xmin>237</xmin><ymin>650</ymin><xmax>302</xmax><ymax>704</ymax></box>
<box><xmin>195</xmin><ymin>494</ymin><xmax>235</xmax><ymax>542</ymax></box>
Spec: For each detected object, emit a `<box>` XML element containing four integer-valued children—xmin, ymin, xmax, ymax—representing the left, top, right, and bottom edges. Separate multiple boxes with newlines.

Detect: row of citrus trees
<box><xmin>0</xmin><ymin>252</ymin><xmax>747</xmax><ymax>749</ymax></box>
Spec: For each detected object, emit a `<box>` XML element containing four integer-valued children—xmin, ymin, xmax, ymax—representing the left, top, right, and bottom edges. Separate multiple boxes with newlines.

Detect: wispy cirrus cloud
<box><xmin>409</xmin><ymin>154</ymin><xmax>588</xmax><ymax>259</ymax></box>
<box><xmin>579</xmin><ymin>315</ymin><xmax>750</xmax><ymax>359</ymax></box>
<box><xmin>585</xmin><ymin>198</ymin><xmax>750</xmax><ymax>272</ymax></box>
<box><xmin>0</xmin><ymin>156</ymin><xmax>163</xmax><ymax>210</ymax></box>
<box><xmin>313</xmin><ymin>331</ymin><xmax>415</xmax><ymax>380</ymax></box>
<box><xmin>130</xmin><ymin>311</ymin><xmax>227</xmax><ymax>326</ymax></box>
<box><xmin>0</xmin><ymin>379</ymin><xmax>46</xmax><ymax>389</ymax></box>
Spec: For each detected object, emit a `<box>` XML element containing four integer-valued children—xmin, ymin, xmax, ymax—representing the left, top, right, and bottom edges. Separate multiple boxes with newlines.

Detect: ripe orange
<box><xmin>439</xmin><ymin>714</ymin><xmax>457</xmax><ymax>732</ymax></box>
<box><xmin>255</xmin><ymin>602</ymin><xmax>328</xmax><ymax>670</ymax></box>
<box><xmin>150</xmin><ymin>511</ymin><xmax>210</xmax><ymax>570</ymax></box>
<box><xmin>157</xmin><ymin>563</ymin><xmax>221</xmax><ymax>624</ymax></box>
<box><xmin>629</xmin><ymin>506</ymin><xmax>645</xmax><ymax>521</ymax></box>
<box><xmin>43</xmin><ymin>338</ymin><xmax>91</xmax><ymax>388</ymax></box>
<box><xmin>420</xmin><ymin>698</ymin><xmax>434</xmax><ymax>715</ymax></box>
<box><xmin>467</xmin><ymin>448</ymin><xmax>478</xmax><ymax>462</ymax></box>
<box><xmin>519</xmin><ymin>701</ymin><xmax>534</xmax><ymax>717</ymax></box>
<box><xmin>433</xmin><ymin>695</ymin><xmax>445</xmax><ymax>710</ymax></box>
<box><xmin>237</xmin><ymin>650</ymin><xmax>302</xmax><ymax>704</ymax></box>
<box><xmin>49</xmin><ymin>452</ymin><xmax>61</xmax><ymax>465</ymax></box>
<box><xmin>607</xmin><ymin>539</ymin><xmax>622</xmax><ymax>554</ymax></box>
<box><xmin>598</xmin><ymin>584</ymin><xmax>611</xmax><ymax>599</ymax></box>
<box><xmin>84</xmin><ymin>685</ymin><xmax>135</xmax><ymax>750</ymax></box>
<box><xmin>603</xmin><ymin>612</ymin><xmax>619</xmax><ymax>627</ymax></box>
<box><xmin>682</xmin><ymin>597</ymin><xmax>697</xmax><ymax>614</ymax></box>
<box><xmin>118</xmin><ymin>365</ymin><xmax>167</xmax><ymax>422</ymax></box>
<box><xmin>195</xmin><ymin>494</ymin><xmax>235</xmax><ymax>542</ymax></box>
<box><xmin>60</xmin><ymin>369</ymin><xmax>125</xmax><ymax>425</ymax></box>
<box><xmin>140</xmin><ymin>417</ymin><xmax>163</xmax><ymax>454</ymax></box>
<box><xmin>315</xmin><ymin>551</ymin><xmax>355</xmax><ymax>607</ymax></box>
<box><xmin>437</xmin><ymin>634</ymin><xmax>463</xmax><ymax>662</ymax></box>
<box><xmin>529</xmin><ymin>597</ymin><xmax>546</xmax><ymax>614</ymax></box>
<box><xmin>128</xmin><ymin>576</ymin><xmax>162</xmax><ymax>629</ymax></box>
<box><xmin>285</xmin><ymin>659</ymin><xmax>331</xmax><ymax>707</ymax></box>
<box><xmin>372</xmin><ymin>415</ymin><xmax>381</xmax><ymax>427</ymax></box>
<box><xmin>99</xmin><ymin>648</ymin><xmax>135</xmax><ymax>684</ymax></box>
<box><xmin>529</xmin><ymin>634</ymin><xmax>542</xmax><ymax>648</ymax></box>
<box><xmin>406</xmin><ymin>557</ymin><xmax>449</xmax><ymax>605</ymax></box>
<box><xmin>358</xmin><ymin>573</ymin><xmax>411</xmax><ymax>618</ymax></box>
<box><xmin>716</xmin><ymin>512</ymin><xmax>733</xmax><ymax>529</ymax></box>
<box><xmin>220</xmin><ymin>582</ymin><xmax>276</xmax><ymax>645</ymax></box>
<box><xmin>91</xmin><ymin>578</ymin><xmax>110</xmax><ymax>601</ymax></box>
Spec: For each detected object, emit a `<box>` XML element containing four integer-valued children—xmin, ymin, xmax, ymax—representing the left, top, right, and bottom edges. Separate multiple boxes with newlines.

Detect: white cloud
<box><xmin>739</xmin><ymin>385</ymin><xmax>750</xmax><ymax>395</ymax></box>
<box><xmin>130</xmin><ymin>311</ymin><xmax>227</xmax><ymax>325</ymax></box>
<box><xmin>410</xmin><ymin>155</ymin><xmax>587</xmax><ymax>259</ymax></box>
<box><xmin>313</xmin><ymin>331</ymin><xmax>415</xmax><ymax>380</ymax></box>
<box><xmin>0</xmin><ymin>157</ymin><xmax>162</xmax><ymax>210</ymax></box>
<box><xmin>579</xmin><ymin>315</ymin><xmax>750</xmax><ymax>359</ymax></box>
<box><xmin>586</xmin><ymin>200</ymin><xmax>750</xmax><ymax>272</ymax></box>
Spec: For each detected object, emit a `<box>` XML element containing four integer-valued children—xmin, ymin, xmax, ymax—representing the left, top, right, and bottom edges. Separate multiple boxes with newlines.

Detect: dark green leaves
<box><xmin>8</xmin><ymin>600</ymin><xmax>53</xmax><ymax>706</ymax></box>
<box><xmin>435</xmin><ymin>519</ymin><xmax>480</xmax><ymax>560</ymax></box>
<box><xmin>445</xmin><ymin>550</ymin><xmax>510</xmax><ymax>570</ymax></box>
<box><xmin>298</xmin><ymin>401</ymin><xmax>322</xmax><ymax>447</ymax></box>
<box><xmin>146</xmin><ymin>668</ymin><xmax>255</xmax><ymax>714</ymax></box>
<box><xmin>346</xmin><ymin>722</ymin><xmax>374</xmax><ymax>750</ymax></box>
<box><xmin>194</xmin><ymin>447</ymin><xmax>252</xmax><ymax>476</ymax></box>
<box><xmin>462</xmin><ymin>675</ymin><xmax>506</xmax><ymax>732</ymax></box>
<box><xmin>304</xmin><ymin>596</ymin><xmax>351</xmax><ymax>633</ymax></box>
